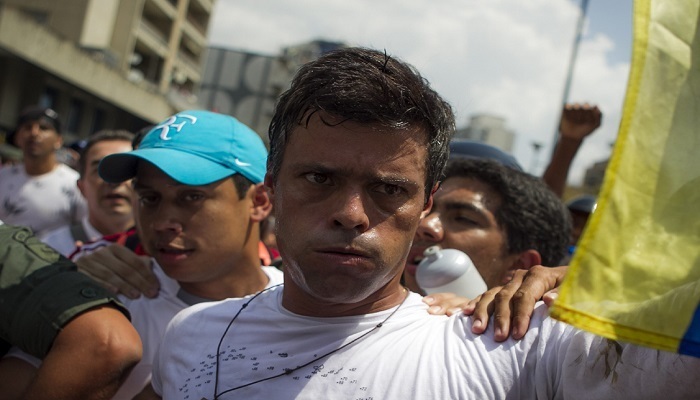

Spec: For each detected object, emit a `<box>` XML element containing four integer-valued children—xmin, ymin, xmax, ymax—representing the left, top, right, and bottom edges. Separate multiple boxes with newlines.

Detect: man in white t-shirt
<box><xmin>95</xmin><ymin>110</ymin><xmax>282</xmax><ymax>399</ymax></box>
<box><xmin>144</xmin><ymin>48</ymin><xmax>699</xmax><ymax>399</ymax></box>
<box><xmin>42</xmin><ymin>130</ymin><xmax>135</xmax><ymax>255</ymax></box>
<box><xmin>0</xmin><ymin>106</ymin><xmax>86</xmax><ymax>236</ymax></box>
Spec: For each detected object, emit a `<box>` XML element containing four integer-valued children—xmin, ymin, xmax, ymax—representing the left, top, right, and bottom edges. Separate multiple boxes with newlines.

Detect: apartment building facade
<box><xmin>0</xmin><ymin>0</ymin><xmax>213</xmax><ymax>141</ymax></box>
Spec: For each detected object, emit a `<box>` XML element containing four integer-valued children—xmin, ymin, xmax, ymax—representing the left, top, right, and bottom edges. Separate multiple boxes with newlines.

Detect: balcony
<box><xmin>176</xmin><ymin>52</ymin><xmax>202</xmax><ymax>82</ymax></box>
<box><xmin>136</xmin><ymin>19</ymin><xmax>169</xmax><ymax>57</ymax></box>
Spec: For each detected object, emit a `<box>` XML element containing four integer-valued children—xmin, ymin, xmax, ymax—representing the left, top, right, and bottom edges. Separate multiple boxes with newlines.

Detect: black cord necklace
<box><xmin>212</xmin><ymin>285</ymin><xmax>410</xmax><ymax>399</ymax></box>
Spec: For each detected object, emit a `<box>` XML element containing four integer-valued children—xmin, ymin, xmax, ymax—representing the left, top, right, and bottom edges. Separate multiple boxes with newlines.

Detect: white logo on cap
<box><xmin>234</xmin><ymin>159</ymin><xmax>251</xmax><ymax>167</ymax></box>
<box><xmin>156</xmin><ymin>114</ymin><xmax>198</xmax><ymax>140</ymax></box>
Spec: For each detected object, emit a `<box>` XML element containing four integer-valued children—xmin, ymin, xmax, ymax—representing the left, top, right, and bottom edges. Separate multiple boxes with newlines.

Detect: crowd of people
<box><xmin>1</xmin><ymin>47</ymin><xmax>696</xmax><ymax>399</ymax></box>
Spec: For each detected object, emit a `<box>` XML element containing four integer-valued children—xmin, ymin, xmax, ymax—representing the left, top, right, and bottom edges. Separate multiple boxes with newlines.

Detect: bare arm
<box><xmin>542</xmin><ymin>103</ymin><xmax>602</xmax><ymax>197</ymax></box>
<box><xmin>76</xmin><ymin>244</ymin><xmax>159</xmax><ymax>299</ymax></box>
<box><xmin>7</xmin><ymin>306</ymin><xmax>142</xmax><ymax>400</ymax></box>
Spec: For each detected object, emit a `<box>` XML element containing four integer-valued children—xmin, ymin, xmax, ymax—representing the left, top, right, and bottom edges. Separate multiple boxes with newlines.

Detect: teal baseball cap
<box><xmin>99</xmin><ymin>110</ymin><xmax>267</xmax><ymax>185</ymax></box>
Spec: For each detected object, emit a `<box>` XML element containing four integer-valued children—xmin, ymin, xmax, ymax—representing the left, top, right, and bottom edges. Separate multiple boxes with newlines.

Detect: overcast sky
<box><xmin>207</xmin><ymin>0</ymin><xmax>634</xmax><ymax>185</ymax></box>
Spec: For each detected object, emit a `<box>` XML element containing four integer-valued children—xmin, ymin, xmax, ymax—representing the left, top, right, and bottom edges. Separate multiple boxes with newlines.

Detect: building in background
<box><xmin>0</xmin><ymin>0</ymin><xmax>213</xmax><ymax>141</ymax></box>
<box><xmin>454</xmin><ymin>114</ymin><xmax>515</xmax><ymax>153</ymax></box>
<box><xmin>200</xmin><ymin>40</ymin><xmax>346</xmax><ymax>142</ymax></box>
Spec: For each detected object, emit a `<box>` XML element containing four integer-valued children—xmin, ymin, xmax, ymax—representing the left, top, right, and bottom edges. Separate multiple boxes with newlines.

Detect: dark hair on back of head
<box><xmin>79</xmin><ymin>130</ymin><xmax>135</xmax><ymax>177</ymax></box>
<box><xmin>268</xmin><ymin>47</ymin><xmax>455</xmax><ymax>201</ymax></box>
<box><xmin>444</xmin><ymin>158</ymin><xmax>572</xmax><ymax>266</ymax></box>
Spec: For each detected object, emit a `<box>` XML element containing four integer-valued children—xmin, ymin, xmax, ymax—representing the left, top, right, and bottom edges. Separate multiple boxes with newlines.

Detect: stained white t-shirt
<box><xmin>152</xmin><ymin>286</ymin><xmax>700</xmax><ymax>400</ymax></box>
<box><xmin>0</xmin><ymin>163</ymin><xmax>86</xmax><ymax>236</ymax></box>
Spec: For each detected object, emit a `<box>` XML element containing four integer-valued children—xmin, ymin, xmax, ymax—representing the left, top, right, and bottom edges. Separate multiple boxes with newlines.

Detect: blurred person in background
<box><xmin>0</xmin><ymin>142</ymin><xmax>22</xmax><ymax>168</ymax></box>
<box><xmin>566</xmin><ymin>194</ymin><xmax>597</xmax><ymax>246</ymax></box>
<box><xmin>0</xmin><ymin>106</ymin><xmax>86</xmax><ymax>236</ymax></box>
<box><xmin>42</xmin><ymin>130</ymin><xmax>135</xmax><ymax>256</ymax></box>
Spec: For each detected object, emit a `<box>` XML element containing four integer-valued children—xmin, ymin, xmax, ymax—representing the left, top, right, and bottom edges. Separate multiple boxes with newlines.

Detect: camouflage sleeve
<box><xmin>0</xmin><ymin>224</ymin><xmax>129</xmax><ymax>358</ymax></box>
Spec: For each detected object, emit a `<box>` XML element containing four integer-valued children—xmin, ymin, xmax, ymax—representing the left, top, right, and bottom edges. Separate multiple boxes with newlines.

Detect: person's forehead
<box><xmin>133</xmin><ymin>161</ymin><xmax>183</xmax><ymax>187</ymax></box>
<box><xmin>18</xmin><ymin>119</ymin><xmax>55</xmax><ymax>129</ymax></box>
<box><xmin>133</xmin><ymin>160</ymin><xmax>230</xmax><ymax>191</ymax></box>
<box><xmin>286</xmin><ymin>116</ymin><xmax>429</xmax><ymax>168</ymax></box>
<box><xmin>86</xmin><ymin>140</ymin><xmax>132</xmax><ymax>159</ymax></box>
<box><xmin>437</xmin><ymin>177</ymin><xmax>503</xmax><ymax>209</ymax></box>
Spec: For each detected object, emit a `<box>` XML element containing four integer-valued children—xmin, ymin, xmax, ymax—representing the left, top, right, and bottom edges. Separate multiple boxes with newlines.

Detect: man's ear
<box><xmin>250</xmin><ymin>183</ymin><xmax>272</xmax><ymax>222</ymax></box>
<box><xmin>510</xmin><ymin>249</ymin><xmax>542</xmax><ymax>271</ymax></box>
<box><xmin>76</xmin><ymin>178</ymin><xmax>86</xmax><ymax>197</ymax></box>
<box><xmin>264</xmin><ymin>173</ymin><xmax>275</xmax><ymax>196</ymax></box>
<box><xmin>420</xmin><ymin>183</ymin><xmax>439</xmax><ymax>218</ymax></box>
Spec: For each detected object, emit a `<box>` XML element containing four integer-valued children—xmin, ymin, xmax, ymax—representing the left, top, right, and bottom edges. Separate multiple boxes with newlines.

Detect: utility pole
<box><xmin>551</xmin><ymin>0</ymin><xmax>590</xmax><ymax>157</ymax></box>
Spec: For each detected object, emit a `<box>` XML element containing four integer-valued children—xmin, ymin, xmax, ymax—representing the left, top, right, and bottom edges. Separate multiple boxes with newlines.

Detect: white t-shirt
<box><xmin>153</xmin><ymin>286</ymin><xmax>700</xmax><ymax>400</ymax></box>
<box><xmin>0</xmin><ymin>163</ymin><xmax>86</xmax><ymax>236</ymax></box>
<box><xmin>41</xmin><ymin>216</ymin><xmax>101</xmax><ymax>256</ymax></box>
<box><xmin>112</xmin><ymin>263</ymin><xmax>284</xmax><ymax>400</ymax></box>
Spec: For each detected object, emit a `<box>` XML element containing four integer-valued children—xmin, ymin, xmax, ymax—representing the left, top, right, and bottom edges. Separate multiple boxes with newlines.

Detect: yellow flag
<box><xmin>550</xmin><ymin>0</ymin><xmax>700</xmax><ymax>356</ymax></box>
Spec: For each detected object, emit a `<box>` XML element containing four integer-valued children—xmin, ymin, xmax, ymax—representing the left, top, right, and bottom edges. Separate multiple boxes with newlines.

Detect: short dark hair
<box><xmin>231</xmin><ymin>173</ymin><xmax>254</xmax><ymax>200</ymax></box>
<box><xmin>443</xmin><ymin>158</ymin><xmax>572</xmax><ymax>266</ymax></box>
<box><xmin>79</xmin><ymin>130</ymin><xmax>135</xmax><ymax>176</ymax></box>
<box><xmin>268</xmin><ymin>47</ymin><xmax>455</xmax><ymax>200</ymax></box>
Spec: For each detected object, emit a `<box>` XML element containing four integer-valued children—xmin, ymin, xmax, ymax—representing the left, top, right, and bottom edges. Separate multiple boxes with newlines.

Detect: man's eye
<box><xmin>375</xmin><ymin>183</ymin><xmax>406</xmax><ymax>196</ymax></box>
<box><xmin>183</xmin><ymin>193</ymin><xmax>204</xmax><ymax>202</ymax></box>
<box><xmin>305</xmin><ymin>173</ymin><xmax>330</xmax><ymax>185</ymax></box>
<box><xmin>453</xmin><ymin>215</ymin><xmax>478</xmax><ymax>226</ymax></box>
<box><xmin>376</xmin><ymin>184</ymin><xmax>404</xmax><ymax>196</ymax></box>
<box><xmin>138</xmin><ymin>194</ymin><xmax>158</xmax><ymax>205</ymax></box>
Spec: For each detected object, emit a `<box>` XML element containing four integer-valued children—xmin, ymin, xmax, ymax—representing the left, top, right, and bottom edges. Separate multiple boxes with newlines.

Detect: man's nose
<box><xmin>331</xmin><ymin>190</ymin><xmax>370</xmax><ymax>232</ymax></box>
<box><xmin>150</xmin><ymin>204</ymin><xmax>183</xmax><ymax>234</ymax></box>
<box><xmin>415</xmin><ymin>213</ymin><xmax>443</xmax><ymax>242</ymax></box>
<box><xmin>28</xmin><ymin>123</ymin><xmax>41</xmax><ymax>136</ymax></box>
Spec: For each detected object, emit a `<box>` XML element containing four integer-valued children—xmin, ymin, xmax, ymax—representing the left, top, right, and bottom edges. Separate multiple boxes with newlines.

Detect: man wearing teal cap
<box><xmin>2</xmin><ymin>110</ymin><xmax>283</xmax><ymax>398</ymax></box>
<box><xmin>99</xmin><ymin>110</ymin><xmax>283</xmax><ymax>398</ymax></box>
<box><xmin>99</xmin><ymin>110</ymin><xmax>267</xmax><ymax>185</ymax></box>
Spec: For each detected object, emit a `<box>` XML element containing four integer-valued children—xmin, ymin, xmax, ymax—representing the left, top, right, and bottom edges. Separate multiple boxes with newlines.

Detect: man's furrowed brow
<box><xmin>289</xmin><ymin>161</ymin><xmax>337</xmax><ymax>175</ymax></box>
<box><xmin>374</xmin><ymin>174</ymin><xmax>421</xmax><ymax>189</ymax></box>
